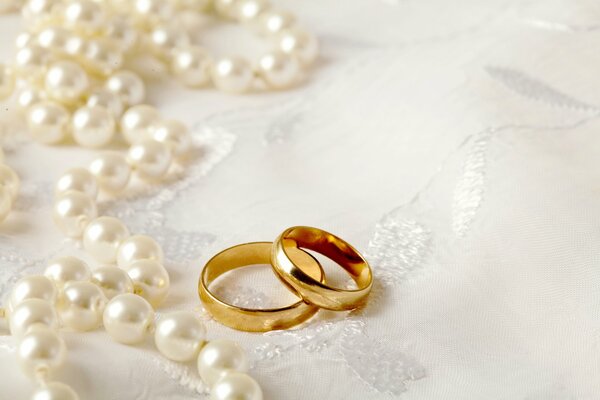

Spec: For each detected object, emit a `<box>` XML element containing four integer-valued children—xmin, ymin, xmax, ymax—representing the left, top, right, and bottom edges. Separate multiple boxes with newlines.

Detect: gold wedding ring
<box><xmin>271</xmin><ymin>226</ymin><xmax>373</xmax><ymax>311</ymax></box>
<box><xmin>199</xmin><ymin>242</ymin><xmax>324</xmax><ymax>332</ymax></box>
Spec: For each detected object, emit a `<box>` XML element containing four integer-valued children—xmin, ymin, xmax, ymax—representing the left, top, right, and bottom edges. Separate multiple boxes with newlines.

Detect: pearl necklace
<box><xmin>0</xmin><ymin>0</ymin><xmax>318</xmax><ymax>399</ymax></box>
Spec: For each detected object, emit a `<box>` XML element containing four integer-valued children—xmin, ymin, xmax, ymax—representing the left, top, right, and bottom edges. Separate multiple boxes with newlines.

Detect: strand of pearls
<box><xmin>0</xmin><ymin>0</ymin><xmax>318</xmax><ymax>398</ymax></box>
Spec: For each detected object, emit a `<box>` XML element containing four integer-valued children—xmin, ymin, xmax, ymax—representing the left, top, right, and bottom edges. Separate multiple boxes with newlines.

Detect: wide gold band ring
<box><xmin>271</xmin><ymin>226</ymin><xmax>373</xmax><ymax>311</ymax></box>
<box><xmin>199</xmin><ymin>242</ymin><xmax>324</xmax><ymax>332</ymax></box>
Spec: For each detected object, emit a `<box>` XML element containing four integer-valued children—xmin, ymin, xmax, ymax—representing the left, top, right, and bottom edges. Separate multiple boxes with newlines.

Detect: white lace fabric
<box><xmin>1</xmin><ymin>0</ymin><xmax>600</xmax><ymax>398</ymax></box>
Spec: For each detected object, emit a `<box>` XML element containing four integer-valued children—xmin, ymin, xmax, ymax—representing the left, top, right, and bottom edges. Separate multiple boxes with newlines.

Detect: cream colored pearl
<box><xmin>83</xmin><ymin>216</ymin><xmax>130</xmax><ymax>263</ymax></box>
<box><xmin>15</xmin><ymin>32</ymin><xmax>33</xmax><ymax>49</ymax></box>
<box><xmin>214</xmin><ymin>0</ymin><xmax>237</xmax><ymax>18</ymax></box>
<box><xmin>55</xmin><ymin>167</ymin><xmax>98</xmax><ymax>199</ymax></box>
<box><xmin>120</xmin><ymin>104</ymin><xmax>159</xmax><ymax>144</ymax></box>
<box><xmin>212</xmin><ymin>57</ymin><xmax>254</xmax><ymax>93</ymax></box>
<box><xmin>44</xmin><ymin>256</ymin><xmax>91</xmax><ymax>287</ymax></box>
<box><xmin>64</xmin><ymin>35</ymin><xmax>87</xmax><ymax>59</ymax></box>
<box><xmin>278</xmin><ymin>28</ymin><xmax>319</xmax><ymax>66</ymax></box>
<box><xmin>9</xmin><ymin>298</ymin><xmax>59</xmax><ymax>337</ymax></box>
<box><xmin>63</xmin><ymin>0</ymin><xmax>104</xmax><ymax>35</ymax></box>
<box><xmin>211</xmin><ymin>372</ymin><xmax>263</xmax><ymax>400</ymax></box>
<box><xmin>27</xmin><ymin>101</ymin><xmax>69</xmax><ymax>144</ymax></box>
<box><xmin>90</xmin><ymin>266</ymin><xmax>134</xmax><ymax>299</ymax></box>
<box><xmin>127</xmin><ymin>139</ymin><xmax>172</xmax><ymax>180</ymax></box>
<box><xmin>171</xmin><ymin>46</ymin><xmax>211</xmax><ymax>88</ymax></box>
<box><xmin>197</xmin><ymin>339</ymin><xmax>249</xmax><ymax>387</ymax></box>
<box><xmin>53</xmin><ymin>191</ymin><xmax>97</xmax><ymax>238</ymax></box>
<box><xmin>88</xmin><ymin>152</ymin><xmax>131</xmax><ymax>193</ymax></box>
<box><xmin>103</xmin><ymin>293</ymin><xmax>154</xmax><ymax>344</ymax></box>
<box><xmin>0</xmin><ymin>64</ymin><xmax>14</xmax><ymax>100</ymax></box>
<box><xmin>234</xmin><ymin>0</ymin><xmax>269</xmax><ymax>22</ymax></box>
<box><xmin>57</xmin><ymin>281</ymin><xmax>107</xmax><ymax>331</ymax></box>
<box><xmin>256</xmin><ymin>10</ymin><xmax>295</xmax><ymax>35</ymax></box>
<box><xmin>87</xmin><ymin>88</ymin><xmax>124</xmax><ymax>118</ymax></box>
<box><xmin>104</xmin><ymin>17</ymin><xmax>137</xmax><ymax>51</ymax></box>
<box><xmin>17</xmin><ymin>325</ymin><xmax>66</xmax><ymax>378</ymax></box>
<box><xmin>15</xmin><ymin>86</ymin><xmax>45</xmax><ymax>110</ymax></box>
<box><xmin>105</xmin><ymin>70</ymin><xmax>145</xmax><ymax>106</ymax></box>
<box><xmin>23</xmin><ymin>0</ymin><xmax>60</xmax><ymax>27</ymax></box>
<box><xmin>152</xmin><ymin>120</ymin><xmax>192</xmax><ymax>157</ymax></box>
<box><xmin>155</xmin><ymin>311</ymin><xmax>206</xmax><ymax>362</ymax></box>
<box><xmin>117</xmin><ymin>234</ymin><xmax>164</xmax><ymax>269</ymax></box>
<box><xmin>45</xmin><ymin>61</ymin><xmax>89</xmax><ymax>104</ymax></box>
<box><xmin>72</xmin><ymin>105</ymin><xmax>116</xmax><ymax>148</ymax></box>
<box><xmin>0</xmin><ymin>186</ymin><xmax>11</xmax><ymax>222</ymax></box>
<box><xmin>31</xmin><ymin>382</ymin><xmax>80</xmax><ymax>400</ymax></box>
<box><xmin>15</xmin><ymin>45</ymin><xmax>51</xmax><ymax>80</ymax></box>
<box><xmin>257</xmin><ymin>51</ymin><xmax>300</xmax><ymax>89</ymax></box>
<box><xmin>126</xmin><ymin>259</ymin><xmax>170</xmax><ymax>307</ymax></box>
<box><xmin>0</xmin><ymin>163</ymin><xmax>20</xmax><ymax>201</ymax></box>
<box><xmin>84</xmin><ymin>39</ymin><xmax>124</xmax><ymax>77</ymax></box>
<box><xmin>9</xmin><ymin>275</ymin><xmax>57</xmax><ymax>311</ymax></box>
<box><xmin>150</xmin><ymin>24</ymin><xmax>190</xmax><ymax>57</ymax></box>
<box><xmin>133</xmin><ymin>0</ymin><xmax>173</xmax><ymax>21</ymax></box>
<box><xmin>36</xmin><ymin>27</ymin><xmax>71</xmax><ymax>54</ymax></box>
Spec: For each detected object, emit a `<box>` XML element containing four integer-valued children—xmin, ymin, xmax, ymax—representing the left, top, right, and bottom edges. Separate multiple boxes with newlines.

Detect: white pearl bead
<box><xmin>211</xmin><ymin>372</ymin><xmax>263</xmax><ymax>400</ymax></box>
<box><xmin>64</xmin><ymin>35</ymin><xmax>87</xmax><ymax>59</ymax></box>
<box><xmin>197</xmin><ymin>339</ymin><xmax>249</xmax><ymax>387</ymax></box>
<box><xmin>171</xmin><ymin>46</ymin><xmax>211</xmax><ymax>88</ymax></box>
<box><xmin>72</xmin><ymin>105</ymin><xmax>116</xmax><ymax>148</ymax></box>
<box><xmin>0</xmin><ymin>163</ymin><xmax>20</xmax><ymax>201</ymax></box>
<box><xmin>15</xmin><ymin>86</ymin><xmax>45</xmax><ymax>110</ymax></box>
<box><xmin>55</xmin><ymin>168</ymin><xmax>98</xmax><ymax>199</ymax></box>
<box><xmin>0</xmin><ymin>64</ymin><xmax>14</xmax><ymax>100</ymax></box>
<box><xmin>31</xmin><ymin>382</ymin><xmax>80</xmax><ymax>400</ymax></box>
<box><xmin>83</xmin><ymin>216</ymin><xmax>130</xmax><ymax>264</ymax></box>
<box><xmin>234</xmin><ymin>0</ymin><xmax>269</xmax><ymax>22</ymax></box>
<box><xmin>9</xmin><ymin>298</ymin><xmax>59</xmax><ymax>337</ymax></box>
<box><xmin>257</xmin><ymin>51</ymin><xmax>300</xmax><ymax>89</ymax></box>
<box><xmin>15</xmin><ymin>32</ymin><xmax>34</xmax><ymax>49</ymax></box>
<box><xmin>45</xmin><ymin>61</ymin><xmax>89</xmax><ymax>105</ymax></box>
<box><xmin>87</xmin><ymin>88</ymin><xmax>124</xmax><ymax>118</ymax></box>
<box><xmin>9</xmin><ymin>275</ymin><xmax>57</xmax><ymax>311</ymax></box>
<box><xmin>90</xmin><ymin>266</ymin><xmax>133</xmax><ymax>299</ymax></box>
<box><xmin>53</xmin><ymin>191</ymin><xmax>97</xmax><ymax>238</ymax></box>
<box><xmin>27</xmin><ymin>101</ymin><xmax>69</xmax><ymax>144</ymax></box>
<box><xmin>36</xmin><ymin>27</ymin><xmax>71</xmax><ymax>54</ymax></box>
<box><xmin>63</xmin><ymin>0</ymin><xmax>104</xmax><ymax>35</ymax></box>
<box><xmin>44</xmin><ymin>256</ymin><xmax>91</xmax><ymax>287</ymax></box>
<box><xmin>127</xmin><ymin>139</ymin><xmax>173</xmax><ymax>180</ymax></box>
<box><xmin>104</xmin><ymin>16</ymin><xmax>137</xmax><ymax>51</ymax></box>
<box><xmin>57</xmin><ymin>281</ymin><xmax>107</xmax><ymax>331</ymax></box>
<box><xmin>213</xmin><ymin>0</ymin><xmax>237</xmax><ymax>18</ymax></box>
<box><xmin>152</xmin><ymin>120</ymin><xmax>192</xmax><ymax>157</ymax></box>
<box><xmin>88</xmin><ymin>152</ymin><xmax>131</xmax><ymax>193</ymax></box>
<box><xmin>15</xmin><ymin>45</ymin><xmax>51</xmax><ymax>81</ymax></box>
<box><xmin>103</xmin><ymin>293</ymin><xmax>154</xmax><ymax>344</ymax></box>
<box><xmin>117</xmin><ymin>234</ymin><xmax>164</xmax><ymax>269</ymax></box>
<box><xmin>17</xmin><ymin>325</ymin><xmax>66</xmax><ymax>378</ymax></box>
<box><xmin>133</xmin><ymin>0</ymin><xmax>173</xmax><ymax>22</ymax></box>
<box><xmin>150</xmin><ymin>24</ymin><xmax>190</xmax><ymax>57</ymax></box>
<box><xmin>0</xmin><ymin>186</ymin><xmax>11</xmax><ymax>222</ymax></box>
<box><xmin>105</xmin><ymin>70</ymin><xmax>145</xmax><ymax>106</ymax></box>
<box><xmin>155</xmin><ymin>311</ymin><xmax>206</xmax><ymax>362</ymax></box>
<box><xmin>23</xmin><ymin>0</ymin><xmax>60</xmax><ymax>27</ymax></box>
<box><xmin>120</xmin><ymin>104</ymin><xmax>160</xmax><ymax>144</ymax></box>
<box><xmin>256</xmin><ymin>10</ymin><xmax>295</xmax><ymax>35</ymax></box>
<box><xmin>212</xmin><ymin>57</ymin><xmax>254</xmax><ymax>93</ymax></box>
<box><xmin>84</xmin><ymin>39</ymin><xmax>123</xmax><ymax>77</ymax></box>
<box><xmin>126</xmin><ymin>259</ymin><xmax>170</xmax><ymax>307</ymax></box>
<box><xmin>278</xmin><ymin>28</ymin><xmax>319</xmax><ymax>66</ymax></box>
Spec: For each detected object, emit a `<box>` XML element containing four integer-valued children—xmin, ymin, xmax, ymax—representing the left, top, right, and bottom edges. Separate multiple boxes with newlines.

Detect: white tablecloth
<box><xmin>1</xmin><ymin>0</ymin><xmax>600</xmax><ymax>398</ymax></box>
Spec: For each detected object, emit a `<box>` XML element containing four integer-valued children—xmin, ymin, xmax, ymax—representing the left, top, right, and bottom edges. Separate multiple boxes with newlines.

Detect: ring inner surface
<box><xmin>205</xmin><ymin>242</ymin><xmax>324</xmax><ymax>306</ymax></box>
<box><xmin>283</xmin><ymin>228</ymin><xmax>371</xmax><ymax>290</ymax></box>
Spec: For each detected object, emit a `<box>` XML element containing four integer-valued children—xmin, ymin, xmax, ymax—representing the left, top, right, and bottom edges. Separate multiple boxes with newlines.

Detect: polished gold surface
<box><xmin>199</xmin><ymin>242</ymin><xmax>324</xmax><ymax>332</ymax></box>
<box><xmin>271</xmin><ymin>226</ymin><xmax>373</xmax><ymax>311</ymax></box>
